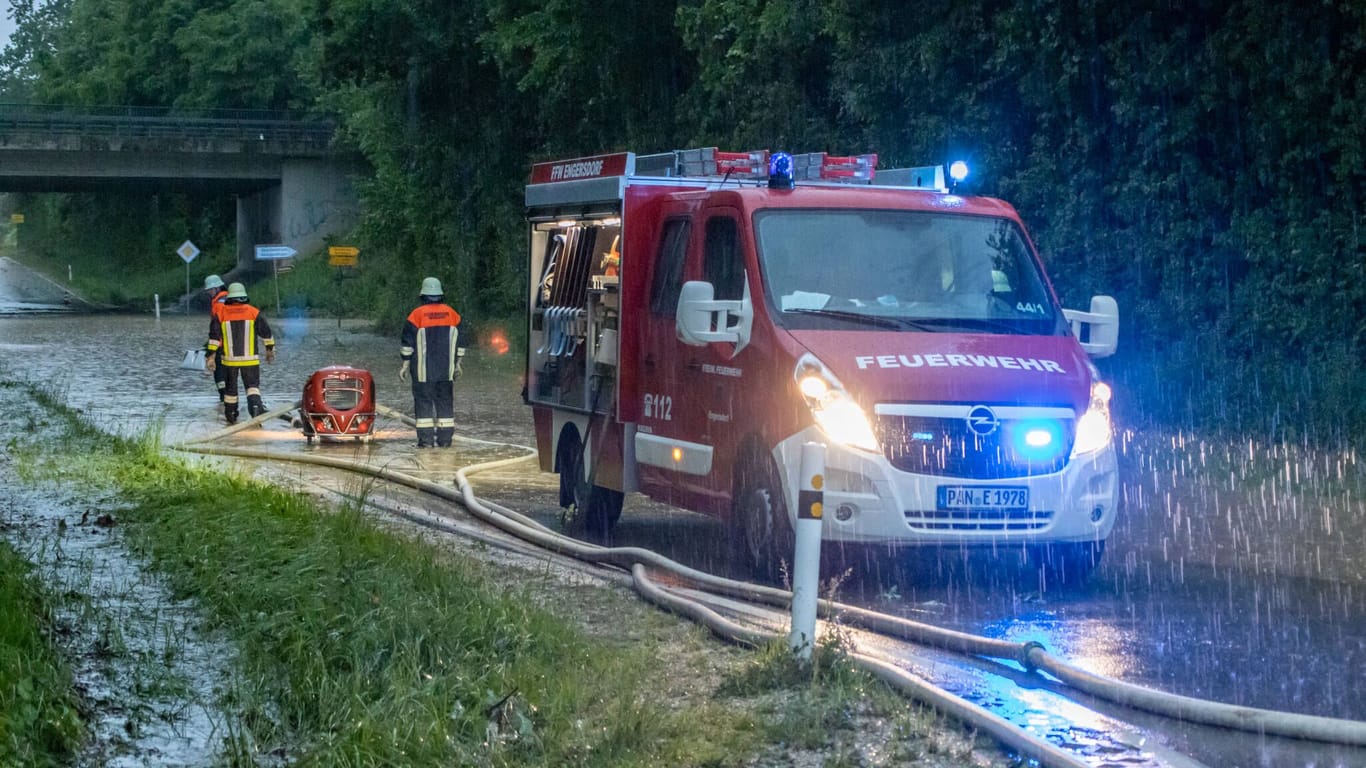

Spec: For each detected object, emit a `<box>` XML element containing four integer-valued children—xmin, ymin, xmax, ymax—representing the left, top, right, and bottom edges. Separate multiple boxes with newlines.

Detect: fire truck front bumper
<box><xmin>772</xmin><ymin>428</ymin><xmax>1118</xmax><ymax>547</ymax></box>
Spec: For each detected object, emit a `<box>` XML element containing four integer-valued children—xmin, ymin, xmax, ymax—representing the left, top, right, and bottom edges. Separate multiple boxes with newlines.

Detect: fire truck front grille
<box><xmin>903</xmin><ymin>508</ymin><xmax>1054</xmax><ymax>532</ymax></box>
<box><xmin>876</xmin><ymin>414</ymin><xmax>1073</xmax><ymax>479</ymax></box>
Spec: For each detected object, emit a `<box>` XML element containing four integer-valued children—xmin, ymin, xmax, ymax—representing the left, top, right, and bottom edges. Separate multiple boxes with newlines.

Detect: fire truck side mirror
<box><xmin>676</xmin><ymin>279</ymin><xmax>753</xmax><ymax>355</ymax></box>
<box><xmin>1062</xmin><ymin>295</ymin><xmax>1120</xmax><ymax>358</ymax></box>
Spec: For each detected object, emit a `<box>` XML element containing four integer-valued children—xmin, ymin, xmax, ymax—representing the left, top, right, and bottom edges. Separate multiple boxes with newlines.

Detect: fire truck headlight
<box><xmin>810</xmin><ymin>392</ymin><xmax>880</xmax><ymax>452</ymax></box>
<box><xmin>1071</xmin><ymin>381</ymin><xmax>1113</xmax><ymax>457</ymax></box>
<box><xmin>795</xmin><ymin>354</ymin><xmax>879</xmax><ymax>453</ymax></box>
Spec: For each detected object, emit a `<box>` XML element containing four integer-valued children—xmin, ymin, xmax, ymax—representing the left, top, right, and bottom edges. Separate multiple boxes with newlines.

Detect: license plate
<box><xmin>937</xmin><ymin>486</ymin><xmax>1029</xmax><ymax>510</ymax></box>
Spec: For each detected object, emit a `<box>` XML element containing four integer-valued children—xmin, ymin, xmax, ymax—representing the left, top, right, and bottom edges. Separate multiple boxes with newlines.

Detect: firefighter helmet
<box><xmin>204</xmin><ymin>274</ymin><xmax>224</xmax><ymax>290</ymax></box>
<box><xmin>226</xmin><ymin>282</ymin><xmax>248</xmax><ymax>300</ymax></box>
<box><xmin>420</xmin><ymin>277</ymin><xmax>443</xmax><ymax>297</ymax></box>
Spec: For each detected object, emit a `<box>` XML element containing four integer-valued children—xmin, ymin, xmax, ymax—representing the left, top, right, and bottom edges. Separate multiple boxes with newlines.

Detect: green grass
<box><xmin>0</xmin><ymin>542</ymin><xmax>84</xmax><ymax>768</ymax></box>
<box><xmin>5</xmin><ymin>374</ymin><xmax>1010</xmax><ymax>767</ymax></box>
<box><xmin>10</xmin><ymin>383</ymin><xmax>763</xmax><ymax>767</ymax></box>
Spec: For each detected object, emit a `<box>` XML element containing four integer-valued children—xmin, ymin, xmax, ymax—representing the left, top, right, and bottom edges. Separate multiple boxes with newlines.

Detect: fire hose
<box><xmin>170</xmin><ymin>403</ymin><xmax>1366</xmax><ymax>765</ymax></box>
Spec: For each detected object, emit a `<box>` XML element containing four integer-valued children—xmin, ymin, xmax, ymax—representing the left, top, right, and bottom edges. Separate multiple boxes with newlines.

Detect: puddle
<box><xmin>0</xmin><ymin>385</ymin><xmax>241</xmax><ymax>767</ymax></box>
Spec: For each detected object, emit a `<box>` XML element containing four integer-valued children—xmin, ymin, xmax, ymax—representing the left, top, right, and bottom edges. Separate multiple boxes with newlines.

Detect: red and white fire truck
<box><xmin>523</xmin><ymin>148</ymin><xmax>1120</xmax><ymax>581</ymax></box>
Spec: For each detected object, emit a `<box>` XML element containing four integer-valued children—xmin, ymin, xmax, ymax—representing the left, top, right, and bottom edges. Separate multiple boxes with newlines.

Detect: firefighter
<box><xmin>399</xmin><ymin>277</ymin><xmax>465</xmax><ymax>448</ymax></box>
<box><xmin>204</xmin><ymin>282</ymin><xmax>275</xmax><ymax>425</ymax></box>
<box><xmin>202</xmin><ymin>274</ymin><xmax>229</xmax><ymax>403</ymax></box>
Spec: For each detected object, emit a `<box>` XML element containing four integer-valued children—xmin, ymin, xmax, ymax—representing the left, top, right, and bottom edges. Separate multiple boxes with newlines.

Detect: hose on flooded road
<box><xmin>169</xmin><ymin>408</ymin><xmax>1366</xmax><ymax>759</ymax></box>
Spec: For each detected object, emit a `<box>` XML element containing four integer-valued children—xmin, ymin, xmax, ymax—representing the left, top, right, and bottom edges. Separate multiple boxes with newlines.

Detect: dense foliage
<box><xmin>2</xmin><ymin>0</ymin><xmax>1362</xmax><ymax>441</ymax></box>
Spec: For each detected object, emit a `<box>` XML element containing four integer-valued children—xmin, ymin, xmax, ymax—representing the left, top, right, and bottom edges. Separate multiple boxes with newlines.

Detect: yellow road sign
<box><xmin>10</xmin><ymin>214</ymin><xmax>24</xmax><ymax>224</ymax></box>
<box><xmin>328</xmin><ymin>245</ymin><xmax>360</xmax><ymax>258</ymax></box>
<box><xmin>329</xmin><ymin>252</ymin><xmax>358</xmax><ymax>267</ymax></box>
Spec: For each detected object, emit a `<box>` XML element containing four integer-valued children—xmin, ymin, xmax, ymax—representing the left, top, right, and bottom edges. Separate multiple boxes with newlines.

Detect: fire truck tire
<box><xmin>1028</xmin><ymin>540</ymin><xmax>1104</xmax><ymax>587</ymax></box>
<box><xmin>557</xmin><ymin>429</ymin><xmax>623</xmax><ymax>537</ymax></box>
<box><xmin>732</xmin><ymin>451</ymin><xmax>795</xmax><ymax>583</ymax></box>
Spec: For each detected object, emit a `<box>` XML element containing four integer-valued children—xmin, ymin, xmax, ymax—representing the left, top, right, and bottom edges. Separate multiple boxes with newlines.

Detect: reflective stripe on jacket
<box><xmin>400</xmin><ymin>302</ymin><xmax>461</xmax><ymax>382</ymax></box>
<box><xmin>207</xmin><ymin>303</ymin><xmax>274</xmax><ymax>367</ymax></box>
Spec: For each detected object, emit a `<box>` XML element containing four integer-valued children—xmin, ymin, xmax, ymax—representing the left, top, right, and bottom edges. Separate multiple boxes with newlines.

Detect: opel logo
<box><xmin>966</xmin><ymin>405</ymin><xmax>1000</xmax><ymax>437</ymax></box>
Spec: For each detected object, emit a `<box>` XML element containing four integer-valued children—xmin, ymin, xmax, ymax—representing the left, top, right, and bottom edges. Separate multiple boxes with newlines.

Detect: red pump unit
<box><xmin>300</xmin><ymin>366</ymin><xmax>376</xmax><ymax>443</ymax></box>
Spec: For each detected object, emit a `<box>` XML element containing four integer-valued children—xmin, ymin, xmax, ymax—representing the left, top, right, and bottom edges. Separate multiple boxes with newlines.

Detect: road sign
<box><xmin>9</xmin><ymin>213</ymin><xmax>23</xmax><ymax>224</ymax></box>
<box><xmin>254</xmin><ymin>244</ymin><xmax>297</xmax><ymax>261</ymax></box>
<box><xmin>323</xmin><ymin>248</ymin><xmax>355</xmax><ymax>269</ymax></box>
<box><xmin>177</xmin><ymin>240</ymin><xmax>200</xmax><ymax>264</ymax></box>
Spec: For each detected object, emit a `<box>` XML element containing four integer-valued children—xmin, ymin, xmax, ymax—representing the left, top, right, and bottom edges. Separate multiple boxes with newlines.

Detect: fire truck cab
<box><xmin>524</xmin><ymin>148</ymin><xmax>1120</xmax><ymax>581</ymax></box>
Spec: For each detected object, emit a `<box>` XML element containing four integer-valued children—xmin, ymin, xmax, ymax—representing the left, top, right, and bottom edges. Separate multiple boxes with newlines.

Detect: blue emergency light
<box><xmin>769</xmin><ymin>152</ymin><xmax>795</xmax><ymax>190</ymax></box>
<box><xmin>948</xmin><ymin>160</ymin><xmax>970</xmax><ymax>193</ymax></box>
<box><xmin>1008</xmin><ymin>419</ymin><xmax>1067</xmax><ymax>462</ymax></box>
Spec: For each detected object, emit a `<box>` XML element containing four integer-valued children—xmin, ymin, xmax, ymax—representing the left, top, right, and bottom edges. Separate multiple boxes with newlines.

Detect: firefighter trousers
<box><xmin>411</xmin><ymin>379</ymin><xmax>454</xmax><ymax>447</ymax></box>
<box><xmin>222</xmin><ymin>364</ymin><xmax>265</xmax><ymax>424</ymax></box>
<box><xmin>212</xmin><ymin>349</ymin><xmax>227</xmax><ymax>402</ymax></box>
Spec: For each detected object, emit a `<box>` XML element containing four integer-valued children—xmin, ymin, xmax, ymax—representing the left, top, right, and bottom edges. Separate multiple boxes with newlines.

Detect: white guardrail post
<box><xmin>789</xmin><ymin>441</ymin><xmax>825</xmax><ymax>662</ymax></box>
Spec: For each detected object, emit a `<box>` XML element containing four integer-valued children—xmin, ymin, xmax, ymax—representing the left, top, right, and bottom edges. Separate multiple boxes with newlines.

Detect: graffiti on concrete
<box><xmin>287</xmin><ymin>198</ymin><xmax>358</xmax><ymax>240</ymax></box>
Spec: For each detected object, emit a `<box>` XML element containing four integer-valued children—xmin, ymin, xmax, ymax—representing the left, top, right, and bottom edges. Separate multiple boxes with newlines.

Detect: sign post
<box><xmin>254</xmin><ymin>244</ymin><xmax>297</xmax><ymax>315</ymax></box>
<box><xmin>176</xmin><ymin>240</ymin><xmax>200</xmax><ymax>315</ymax></box>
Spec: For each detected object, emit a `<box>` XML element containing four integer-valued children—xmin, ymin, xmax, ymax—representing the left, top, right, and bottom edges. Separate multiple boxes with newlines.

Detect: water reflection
<box><xmin>980</xmin><ymin>613</ymin><xmax>1133</xmax><ymax>680</ymax></box>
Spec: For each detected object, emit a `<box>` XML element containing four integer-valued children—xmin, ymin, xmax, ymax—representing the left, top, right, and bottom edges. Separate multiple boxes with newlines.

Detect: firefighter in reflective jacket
<box><xmin>203</xmin><ymin>274</ymin><xmax>229</xmax><ymax>404</ymax></box>
<box><xmin>399</xmin><ymin>277</ymin><xmax>465</xmax><ymax>448</ymax></box>
<box><xmin>204</xmin><ymin>282</ymin><xmax>275</xmax><ymax>425</ymax></box>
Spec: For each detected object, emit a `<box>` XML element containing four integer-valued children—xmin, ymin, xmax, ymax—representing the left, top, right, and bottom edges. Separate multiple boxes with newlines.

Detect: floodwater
<box><xmin>2</xmin><ymin>306</ymin><xmax>1364</xmax><ymax>768</ymax></box>
<box><xmin>0</xmin><ymin>256</ymin><xmax>78</xmax><ymax>313</ymax></box>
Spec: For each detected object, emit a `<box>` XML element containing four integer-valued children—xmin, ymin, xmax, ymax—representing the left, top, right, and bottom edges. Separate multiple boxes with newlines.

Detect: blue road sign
<box><xmin>254</xmin><ymin>244</ymin><xmax>297</xmax><ymax>261</ymax></box>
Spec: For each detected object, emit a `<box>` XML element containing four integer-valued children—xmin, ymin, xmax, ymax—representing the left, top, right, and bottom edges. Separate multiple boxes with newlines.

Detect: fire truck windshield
<box><xmin>754</xmin><ymin>209</ymin><xmax>1061</xmax><ymax>335</ymax></box>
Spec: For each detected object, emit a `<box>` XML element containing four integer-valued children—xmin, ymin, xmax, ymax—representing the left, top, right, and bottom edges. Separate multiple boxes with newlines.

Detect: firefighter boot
<box><xmin>224</xmin><ymin>404</ymin><xmax>239</xmax><ymax>425</ymax></box>
<box><xmin>247</xmin><ymin>395</ymin><xmax>265</xmax><ymax>418</ymax></box>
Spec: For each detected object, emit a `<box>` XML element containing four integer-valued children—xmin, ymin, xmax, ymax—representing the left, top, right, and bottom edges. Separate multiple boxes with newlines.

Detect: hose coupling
<box><xmin>1019</xmin><ymin>641</ymin><xmax>1047</xmax><ymax>673</ymax></box>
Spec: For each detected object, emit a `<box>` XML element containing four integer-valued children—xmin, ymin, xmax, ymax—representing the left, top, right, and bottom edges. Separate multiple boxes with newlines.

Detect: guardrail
<box><xmin>0</xmin><ymin>102</ymin><xmax>335</xmax><ymax>145</ymax></box>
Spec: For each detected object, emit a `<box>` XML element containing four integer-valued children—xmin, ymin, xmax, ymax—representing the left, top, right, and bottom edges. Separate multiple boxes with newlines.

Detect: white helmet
<box><xmin>420</xmin><ymin>277</ymin><xmax>443</xmax><ymax>297</ymax></box>
<box><xmin>204</xmin><ymin>274</ymin><xmax>224</xmax><ymax>290</ymax></box>
<box><xmin>226</xmin><ymin>282</ymin><xmax>248</xmax><ymax>300</ymax></box>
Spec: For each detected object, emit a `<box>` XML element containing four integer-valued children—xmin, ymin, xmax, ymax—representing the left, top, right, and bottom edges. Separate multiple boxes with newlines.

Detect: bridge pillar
<box><xmin>280</xmin><ymin>159</ymin><xmax>360</xmax><ymax>258</ymax></box>
<box><xmin>234</xmin><ymin>159</ymin><xmax>360</xmax><ymax>278</ymax></box>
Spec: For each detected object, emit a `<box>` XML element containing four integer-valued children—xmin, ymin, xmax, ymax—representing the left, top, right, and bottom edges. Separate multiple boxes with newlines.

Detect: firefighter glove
<box><xmin>204</xmin><ymin>354</ymin><xmax>216</xmax><ymax>373</ymax></box>
<box><xmin>399</xmin><ymin>360</ymin><xmax>410</xmax><ymax>382</ymax></box>
<box><xmin>265</xmin><ymin>347</ymin><xmax>276</xmax><ymax>364</ymax></box>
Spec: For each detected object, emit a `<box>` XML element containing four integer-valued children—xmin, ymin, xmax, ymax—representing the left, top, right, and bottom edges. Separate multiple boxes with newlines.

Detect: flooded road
<box><xmin>0</xmin><ymin>256</ymin><xmax>78</xmax><ymax>313</ymax></box>
<box><xmin>2</xmin><ymin>310</ymin><xmax>1363</xmax><ymax>767</ymax></box>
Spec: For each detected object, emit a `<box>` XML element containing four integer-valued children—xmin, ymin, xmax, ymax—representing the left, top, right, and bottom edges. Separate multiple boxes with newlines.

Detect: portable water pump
<box><xmin>299</xmin><ymin>366</ymin><xmax>376</xmax><ymax>443</ymax></box>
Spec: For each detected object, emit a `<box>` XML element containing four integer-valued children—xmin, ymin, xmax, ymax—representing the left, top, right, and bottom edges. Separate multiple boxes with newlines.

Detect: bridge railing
<box><xmin>0</xmin><ymin>102</ymin><xmax>335</xmax><ymax>145</ymax></box>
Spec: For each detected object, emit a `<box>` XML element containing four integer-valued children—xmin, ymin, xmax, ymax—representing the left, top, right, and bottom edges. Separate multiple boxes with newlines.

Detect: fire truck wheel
<box><xmin>1028</xmin><ymin>540</ymin><xmax>1104</xmax><ymax>587</ymax></box>
<box><xmin>732</xmin><ymin>452</ymin><xmax>794</xmax><ymax>583</ymax></box>
<box><xmin>559</xmin><ymin>431</ymin><xmax>623</xmax><ymax>538</ymax></box>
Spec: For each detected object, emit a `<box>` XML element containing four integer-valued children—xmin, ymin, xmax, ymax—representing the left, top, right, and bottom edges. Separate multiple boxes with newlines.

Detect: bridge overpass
<box><xmin>0</xmin><ymin>103</ymin><xmax>362</xmax><ymax>276</ymax></box>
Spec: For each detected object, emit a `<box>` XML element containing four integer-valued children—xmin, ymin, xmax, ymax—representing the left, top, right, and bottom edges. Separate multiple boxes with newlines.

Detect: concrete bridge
<box><xmin>0</xmin><ymin>103</ymin><xmax>362</xmax><ymax>277</ymax></box>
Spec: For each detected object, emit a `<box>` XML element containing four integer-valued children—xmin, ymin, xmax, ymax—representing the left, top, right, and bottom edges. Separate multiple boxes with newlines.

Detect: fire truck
<box><xmin>523</xmin><ymin>148</ymin><xmax>1120</xmax><ymax>581</ymax></box>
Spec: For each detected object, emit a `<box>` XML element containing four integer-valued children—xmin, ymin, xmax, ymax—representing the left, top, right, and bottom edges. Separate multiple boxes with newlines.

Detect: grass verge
<box><xmin>0</xmin><ymin>542</ymin><xmax>84</xmax><ymax>767</ymax></box>
<box><xmin>7</xmin><ymin>375</ymin><xmax>1007</xmax><ymax>767</ymax></box>
<box><xmin>11</xmin><ymin>401</ymin><xmax>756</xmax><ymax>766</ymax></box>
